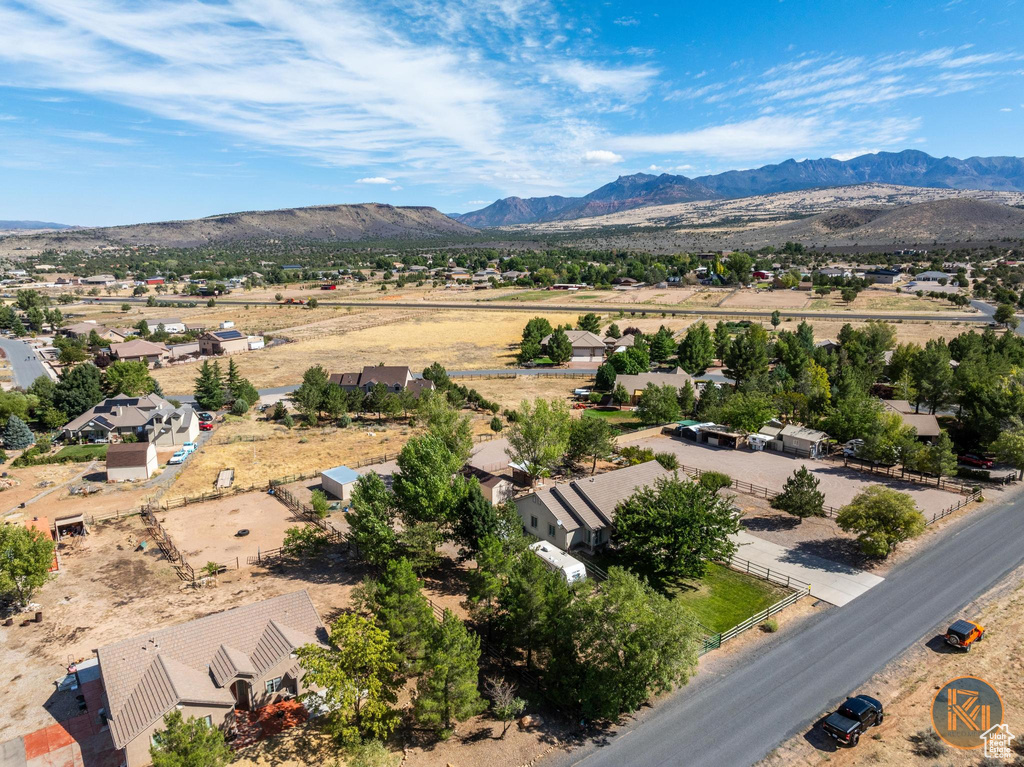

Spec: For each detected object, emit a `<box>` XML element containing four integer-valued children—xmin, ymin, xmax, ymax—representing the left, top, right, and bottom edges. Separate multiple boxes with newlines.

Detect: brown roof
<box><xmin>540</xmin><ymin>330</ymin><xmax>606</xmax><ymax>349</ymax></box>
<box><xmin>105</xmin><ymin>442</ymin><xmax>153</xmax><ymax>468</ymax></box>
<box><xmin>616</xmin><ymin>369</ymin><xmax>693</xmax><ymax>395</ymax></box>
<box><xmin>98</xmin><ymin>591</ymin><xmax>325</xmax><ymax>749</ymax></box>
<box><xmin>462</xmin><ymin>465</ymin><xmax>509</xmax><ymax>489</ymax></box>
<box><xmin>111</xmin><ymin>339</ymin><xmax>169</xmax><ymax>358</ymax></box>
<box><xmin>329</xmin><ymin>366</ymin><xmax>435</xmax><ymax>395</ymax></box>
<box><xmin>527</xmin><ymin>461</ymin><xmax>673</xmax><ymax>532</ymax></box>
<box><xmin>883</xmin><ymin>401</ymin><xmax>941</xmax><ymax>437</ymax></box>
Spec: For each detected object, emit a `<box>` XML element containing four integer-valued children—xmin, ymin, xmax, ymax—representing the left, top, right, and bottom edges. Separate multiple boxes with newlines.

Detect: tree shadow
<box><xmin>777</xmin><ymin>538</ymin><xmax>874</xmax><ymax>572</ymax></box>
<box><xmin>421</xmin><ymin>556</ymin><xmax>471</xmax><ymax>598</ymax></box>
<box><xmin>742</xmin><ymin>513</ymin><xmax>801</xmax><ymax>532</ymax></box>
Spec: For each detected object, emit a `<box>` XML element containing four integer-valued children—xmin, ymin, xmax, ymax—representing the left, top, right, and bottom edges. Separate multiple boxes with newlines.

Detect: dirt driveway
<box><xmin>631</xmin><ymin>436</ymin><xmax>961</xmax><ymax>516</ymax></box>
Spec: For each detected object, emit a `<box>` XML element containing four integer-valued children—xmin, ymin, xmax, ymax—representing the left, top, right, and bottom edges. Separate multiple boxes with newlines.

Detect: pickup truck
<box><xmin>821</xmin><ymin>695</ymin><xmax>883</xmax><ymax>747</ymax></box>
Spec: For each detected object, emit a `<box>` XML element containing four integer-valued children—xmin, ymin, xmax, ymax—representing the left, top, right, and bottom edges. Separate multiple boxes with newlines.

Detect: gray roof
<box><xmin>111</xmin><ymin>339</ymin><xmax>169</xmax><ymax>358</ymax></box>
<box><xmin>541</xmin><ymin>330</ymin><xmax>606</xmax><ymax>349</ymax></box>
<box><xmin>98</xmin><ymin>591</ymin><xmax>325</xmax><ymax>749</ymax></box>
<box><xmin>63</xmin><ymin>394</ymin><xmax>173</xmax><ymax>433</ymax></box>
<box><xmin>526</xmin><ymin>461</ymin><xmax>673</xmax><ymax>532</ymax></box>
<box><xmin>616</xmin><ymin>369</ymin><xmax>693</xmax><ymax>394</ymax></box>
<box><xmin>779</xmin><ymin>424</ymin><xmax>829</xmax><ymax>442</ymax></box>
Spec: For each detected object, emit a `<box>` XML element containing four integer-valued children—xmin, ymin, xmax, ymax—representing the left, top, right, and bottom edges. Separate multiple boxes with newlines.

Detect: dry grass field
<box><xmin>463</xmin><ymin>374</ymin><xmax>595</xmax><ymax>410</ymax></box>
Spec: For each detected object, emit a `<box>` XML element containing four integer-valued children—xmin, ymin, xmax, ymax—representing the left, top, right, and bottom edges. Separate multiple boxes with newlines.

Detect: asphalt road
<box><xmin>0</xmin><ymin>336</ymin><xmax>49</xmax><ymax>387</ymax></box>
<box><xmin>970</xmin><ymin>298</ymin><xmax>1023</xmax><ymax>336</ymax></box>
<box><xmin>547</xmin><ymin>489</ymin><xmax>1024</xmax><ymax>767</ymax></box>
<box><xmin>82</xmin><ymin>295</ymin><xmax>987</xmax><ymax>325</ymax></box>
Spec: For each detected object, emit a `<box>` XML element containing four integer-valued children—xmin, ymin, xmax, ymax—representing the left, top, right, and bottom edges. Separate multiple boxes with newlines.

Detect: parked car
<box><xmin>958</xmin><ymin>454</ymin><xmax>993</xmax><ymax>469</ymax></box>
<box><xmin>168</xmin><ymin>450</ymin><xmax>188</xmax><ymax>465</ymax></box>
<box><xmin>843</xmin><ymin>439</ymin><xmax>864</xmax><ymax>457</ymax></box>
<box><xmin>198</xmin><ymin>412</ymin><xmax>214</xmax><ymax>423</ymax></box>
<box><xmin>944</xmin><ymin>619</ymin><xmax>985</xmax><ymax>651</ymax></box>
<box><xmin>199</xmin><ymin>421</ymin><xmax>213</xmax><ymax>431</ymax></box>
<box><xmin>821</xmin><ymin>695</ymin><xmax>884</xmax><ymax>747</ymax></box>
<box><xmin>181</xmin><ymin>442</ymin><xmax>198</xmax><ymax>454</ymax></box>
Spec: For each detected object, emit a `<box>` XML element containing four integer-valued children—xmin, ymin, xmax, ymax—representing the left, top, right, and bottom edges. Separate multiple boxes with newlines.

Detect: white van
<box><xmin>529</xmin><ymin>541</ymin><xmax>587</xmax><ymax>583</ymax></box>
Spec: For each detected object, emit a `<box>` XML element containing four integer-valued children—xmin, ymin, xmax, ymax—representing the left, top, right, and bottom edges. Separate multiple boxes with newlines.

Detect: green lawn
<box><xmin>669</xmin><ymin>563</ymin><xmax>788</xmax><ymax>634</ymax></box>
<box><xmin>54</xmin><ymin>444</ymin><xmax>108</xmax><ymax>460</ymax></box>
<box><xmin>581</xmin><ymin>407</ymin><xmax>644</xmax><ymax>432</ymax></box>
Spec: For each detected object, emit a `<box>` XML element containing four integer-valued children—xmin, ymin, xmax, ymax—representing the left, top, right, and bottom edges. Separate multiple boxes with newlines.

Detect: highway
<box><xmin>80</xmin><ymin>295</ymin><xmax>988</xmax><ymax>325</ymax></box>
<box><xmin>546</xmin><ymin>488</ymin><xmax>1024</xmax><ymax>767</ymax></box>
<box><xmin>0</xmin><ymin>336</ymin><xmax>49</xmax><ymax>388</ymax></box>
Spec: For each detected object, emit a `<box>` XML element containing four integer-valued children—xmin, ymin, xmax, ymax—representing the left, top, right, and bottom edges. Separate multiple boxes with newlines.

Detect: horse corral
<box><xmin>156</xmin><ymin>491</ymin><xmax>302</xmax><ymax>570</ymax></box>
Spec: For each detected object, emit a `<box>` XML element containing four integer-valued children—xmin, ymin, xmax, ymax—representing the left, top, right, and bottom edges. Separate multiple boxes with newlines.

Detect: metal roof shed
<box><xmin>320</xmin><ymin>465</ymin><xmax>360</xmax><ymax>502</ymax></box>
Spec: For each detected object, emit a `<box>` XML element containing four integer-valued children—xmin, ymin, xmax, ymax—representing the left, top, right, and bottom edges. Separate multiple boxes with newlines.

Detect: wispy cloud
<box><xmin>546</xmin><ymin>60</ymin><xmax>659</xmax><ymax>95</ymax></box>
<box><xmin>581</xmin><ymin>149</ymin><xmax>623</xmax><ymax>164</ymax></box>
<box><xmin>356</xmin><ymin>176</ymin><xmax>396</xmax><ymax>184</ymax></box>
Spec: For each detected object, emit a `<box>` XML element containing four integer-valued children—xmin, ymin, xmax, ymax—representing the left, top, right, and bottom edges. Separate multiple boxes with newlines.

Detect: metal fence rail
<box><xmin>722</xmin><ymin>554</ymin><xmax>812</xmax><ymax>592</ymax></box>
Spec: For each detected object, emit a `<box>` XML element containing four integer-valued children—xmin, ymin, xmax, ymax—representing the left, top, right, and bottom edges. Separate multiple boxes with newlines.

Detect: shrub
<box><xmin>0</xmin><ymin>449</ymin><xmax>7</xmax><ymax>463</ymax></box>
<box><xmin>619</xmin><ymin>445</ymin><xmax>655</xmax><ymax>466</ymax></box>
<box><xmin>121</xmin><ymin>432</ymin><xmax>139</xmax><ymax>443</ymax></box>
<box><xmin>272</xmin><ymin>401</ymin><xmax>288</xmax><ymax>420</ymax></box>
<box><xmin>489</xmin><ymin>416</ymin><xmax>503</xmax><ymax>433</ymax></box>
<box><xmin>699</xmin><ymin>471</ymin><xmax>732</xmax><ymax>493</ymax></box>
<box><xmin>654</xmin><ymin>452</ymin><xmax>678</xmax><ymax>470</ymax></box>
<box><xmin>230</xmin><ymin>398</ymin><xmax>249</xmax><ymax>416</ymax></box>
<box><xmin>910</xmin><ymin>729</ymin><xmax>946</xmax><ymax>758</ymax></box>
<box><xmin>761</xmin><ymin>619</ymin><xmax>778</xmax><ymax>633</ymax></box>
<box><xmin>281</xmin><ymin>413</ymin><xmax>294</xmax><ymax>428</ymax></box>
<box><xmin>338</xmin><ymin>413</ymin><xmax>352</xmax><ymax>428</ymax></box>
<box><xmin>955</xmin><ymin>467</ymin><xmax>991</xmax><ymax>481</ymax></box>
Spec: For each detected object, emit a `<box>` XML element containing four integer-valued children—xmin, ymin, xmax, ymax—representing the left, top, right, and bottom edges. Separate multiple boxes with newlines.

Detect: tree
<box><xmin>990</xmin><ymin>417</ymin><xmax>1024</xmax><ymax>480</ymax></box>
<box><xmin>614</xmin><ymin>475</ymin><xmax>740</xmax><ymax>581</ymax></box>
<box><xmin>368</xmin><ymin>558</ymin><xmax>436</xmax><ymax>670</ymax></box>
<box><xmin>484</xmin><ymin>677</ymin><xmax>525</xmax><ymax>738</ymax></box>
<box><xmin>120</xmin><ymin>302</ymin><xmax>130</xmax><ymax>312</ymax></box>
<box><xmin>912</xmin><ymin>431</ymin><xmax>957</xmax><ymax>478</ymax></box>
<box><xmin>725</xmin><ymin>251</ymin><xmax>753</xmax><ymax>282</ymax></box>
<box><xmin>677</xmin><ymin>379</ymin><xmax>696</xmax><ymax>417</ymax></box>
<box><xmin>293</xmin><ymin>364</ymin><xmax>330</xmax><ymax>423</ymax></box>
<box><xmin>0</xmin><ymin>524</ymin><xmax>56</xmax><ymax>606</ymax></box>
<box><xmin>504</xmin><ymin>398</ymin><xmax>572</xmax><ymax>482</ymax></box>
<box><xmin>611</xmin><ymin>383</ymin><xmax>630</xmax><ymax>410</ymax></box>
<box><xmin>501</xmin><ymin>550</ymin><xmax>559</xmax><ymax>669</ymax></box>
<box><xmin>994</xmin><ymin>303</ymin><xmax>1019</xmax><ymax>329</ymax></box>
<box><xmin>521</xmin><ymin>317</ymin><xmax>553</xmax><ymax>348</ymax></box>
<box><xmin>2</xmin><ymin>414</ymin><xmax>34</xmax><ymax>450</ymax></box>
<box><xmin>648</xmin><ymin>326</ymin><xmax>676</xmax><ymax>363</ymax></box>
<box><xmin>281</xmin><ymin>525</ymin><xmax>328</xmax><ymax>558</ymax></box>
<box><xmin>104</xmin><ymin>360</ymin><xmax>155</xmax><ymax>397</ymax></box>
<box><xmin>422</xmin><ymin>362</ymin><xmax>451</xmax><ymax>390</ymax></box>
<box><xmin>840</xmin><ymin>287</ymin><xmax>858</xmax><ymax>304</ymax></box>
<box><xmin>296</xmin><ymin>613</ymin><xmax>400</xmax><ymax>744</ymax></box>
<box><xmin>836</xmin><ymin>486</ymin><xmax>926</xmax><ymax>557</ymax></box>
<box><xmin>576</xmin><ymin>313</ymin><xmax>601</xmax><ymax>334</ymax></box>
<box><xmin>149</xmin><ymin>710</ymin><xmax>231</xmax><ymax>767</ymax></box>
<box><xmin>569</xmin><ymin>568</ymin><xmax>700</xmax><ymax>720</ymax></box>
<box><xmin>796</xmin><ymin>359</ymin><xmax>831</xmax><ymax>412</ymax></box>
<box><xmin>724</xmin><ymin>324</ymin><xmax>770</xmax><ymax>386</ymax></box>
<box><xmin>489</xmin><ymin>415</ymin><xmax>503</xmax><ymax>433</ymax></box>
<box><xmin>677</xmin><ymin>321</ymin><xmax>715</xmax><ymax>375</ymax></box>
<box><xmin>606</xmin><ymin>322</ymin><xmax>621</xmax><ymax>339</ymax></box>
<box><xmin>415</xmin><ymin>610</ymin><xmax>485</xmax><ymax>735</ymax></box>
<box><xmin>364</xmin><ymin>382</ymin><xmax>400</xmax><ymax>422</ymax></box>
<box><xmin>770</xmin><ymin>466</ymin><xmax>825</xmax><ymax>520</ymax></box>
<box><xmin>635</xmin><ymin>383</ymin><xmax>682</xmax><ymax>425</ymax></box>
<box><xmin>567</xmin><ymin>416</ymin><xmax>616</xmax><ymax>474</ymax></box>
<box><xmin>417</xmin><ymin>391</ymin><xmax>473</xmax><ymax>463</ymax></box>
<box><xmin>608</xmin><ymin>344</ymin><xmax>650</xmax><ymax>375</ymax></box>
<box><xmin>348</xmin><ymin>472</ymin><xmax>398</xmax><ymax>566</ymax></box>
<box><xmin>393</xmin><ymin>434</ymin><xmax>464</xmax><ymax>525</ymax></box>
<box><xmin>595</xmin><ymin>362</ymin><xmax>617</xmax><ymax>391</ymax></box>
<box><xmin>822</xmin><ymin>395</ymin><xmax>883</xmax><ymax>443</ymax></box>
<box><xmin>54</xmin><ymin>363</ymin><xmax>104</xmax><ymax>418</ymax></box>
<box><xmin>770</xmin><ymin>309</ymin><xmax>781</xmax><ymax>329</ymax></box>
<box><xmin>230</xmin><ymin>397</ymin><xmax>248</xmax><ymax>415</ymax></box>
<box><xmin>307</xmin><ymin>297</ymin><xmax>319</xmax><ymax>309</ymax></box>
<box><xmin>452</xmin><ymin>481</ymin><xmax>499</xmax><ymax>554</ymax></box>
<box><xmin>400</xmin><ymin>521</ymin><xmax>445</xmax><ymax>574</ymax></box>
<box><xmin>467</xmin><ymin>535</ymin><xmax>508</xmax><ymax>629</ymax></box>
<box><xmin>911</xmin><ymin>339</ymin><xmax>953</xmax><ymax>413</ymax></box>
<box><xmin>310</xmin><ymin>488</ymin><xmax>329</xmax><ymax>518</ymax></box>
<box><xmin>546</xmin><ymin>328</ymin><xmax>573</xmax><ymax>365</ymax></box>
<box><xmin>192</xmin><ymin>361</ymin><xmax>225</xmax><ymax>411</ymax></box>
<box><xmin>714</xmin><ymin>390</ymin><xmax>775</xmax><ymax>432</ymax></box>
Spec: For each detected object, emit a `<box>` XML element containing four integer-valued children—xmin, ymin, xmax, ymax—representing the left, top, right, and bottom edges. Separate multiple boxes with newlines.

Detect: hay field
<box><xmin>152</xmin><ymin>308</ymin><xmax>583</xmax><ymax>393</ymax></box>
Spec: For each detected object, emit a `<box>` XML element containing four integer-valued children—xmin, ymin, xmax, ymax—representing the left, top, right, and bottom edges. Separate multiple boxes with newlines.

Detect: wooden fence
<box><xmin>141</xmin><ymin>507</ymin><xmax>194</xmax><ymax>582</ymax></box>
<box><xmin>671</xmin><ymin>461</ymin><xmax>843</xmax><ymax>517</ymax></box>
<box><xmin>820</xmin><ymin>453</ymin><xmax>976</xmax><ymax>496</ymax></box>
<box><xmin>926</xmin><ymin>489</ymin><xmax>983</xmax><ymax>525</ymax></box>
<box><xmin>711</xmin><ymin>589</ymin><xmax>807</xmax><ymax>649</ymax></box>
<box><xmin>722</xmin><ymin>554</ymin><xmax>812</xmax><ymax>592</ymax></box>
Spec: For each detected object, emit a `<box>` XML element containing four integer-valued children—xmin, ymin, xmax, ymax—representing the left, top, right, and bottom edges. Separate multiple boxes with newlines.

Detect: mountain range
<box><xmin>0</xmin><ymin>220</ymin><xmax>73</xmax><ymax>230</ymax></box>
<box><xmin>454</xmin><ymin>150</ymin><xmax>1024</xmax><ymax>227</ymax></box>
<box><xmin>0</xmin><ymin>203</ymin><xmax>476</xmax><ymax>253</ymax></box>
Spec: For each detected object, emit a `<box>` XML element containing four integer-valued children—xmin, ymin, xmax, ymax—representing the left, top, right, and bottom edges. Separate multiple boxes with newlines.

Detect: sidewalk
<box><xmin>732</xmin><ymin>531</ymin><xmax>884</xmax><ymax>607</ymax></box>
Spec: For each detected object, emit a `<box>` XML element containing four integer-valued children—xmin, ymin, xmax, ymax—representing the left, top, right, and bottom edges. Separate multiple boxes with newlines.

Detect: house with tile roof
<box><xmin>515</xmin><ymin>461</ymin><xmax>673</xmax><ymax>552</ymax></box>
<box><xmin>328</xmin><ymin>365</ymin><xmax>435</xmax><ymax>397</ymax></box>
<box><xmin>541</xmin><ymin>330</ymin><xmax>606</xmax><ymax>363</ymax></box>
<box><xmin>614</xmin><ymin>368</ymin><xmax>694</xmax><ymax>405</ymax></box>
<box><xmin>97</xmin><ymin>591</ymin><xmax>326</xmax><ymax>767</ymax></box>
<box><xmin>61</xmin><ymin>394</ymin><xmax>198</xmax><ymax>446</ymax></box>
<box><xmin>110</xmin><ymin>339</ymin><xmax>170</xmax><ymax>367</ymax></box>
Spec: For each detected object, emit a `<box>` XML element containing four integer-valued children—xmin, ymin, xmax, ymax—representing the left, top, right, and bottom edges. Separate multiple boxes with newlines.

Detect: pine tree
<box><xmin>226</xmin><ymin>359</ymin><xmax>241</xmax><ymax>401</ymax></box>
<box><xmin>150</xmin><ymin>710</ymin><xmax>231</xmax><ymax>767</ymax></box>
<box><xmin>546</xmin><ymin>328</ymin><xmax>573</xmax><ymax>365</ymax></box>
<box><xmin>677</xmin><ymin>321</ymin><xmax>715</xmax><ymax>375</ymax></box>
<box><xmin>372</xmin><ymin>558</ymin><xmax>436</xmax><ymax>671</ymax></box>
<box><xmin>414</xmin><ymin>610</ymin><xmax>485</xmax><ymax>734</ymax></box>
<box><xmin>193</xmin><ymin>361</ymin><xmax>225</xmax><ymax>411</ymax></box>
<box><xmin>2</xmin><ymin>414</ymin><xmax>34</xmax><ymax>450</ymax></box>
<box><xmin>770</xmin><ymin>466</ymin><xmax>825</xmax><ymax>521</ymax></box>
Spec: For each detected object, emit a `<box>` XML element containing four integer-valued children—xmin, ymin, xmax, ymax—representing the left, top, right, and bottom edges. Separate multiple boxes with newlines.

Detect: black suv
<box><xmin>821</xmin><ymin>695</ymin><xmax>884</xmax><ymax>747</ymax></box>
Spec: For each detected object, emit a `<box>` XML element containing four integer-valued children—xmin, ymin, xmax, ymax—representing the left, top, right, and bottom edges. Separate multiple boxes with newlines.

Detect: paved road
<box><xmin>81</xmin><ymin>295</ymin><xmax>987</xmax><ymax>325</ymax></box>
<box><xmin>970</xmin><ymin>298</ymin><xmax>1024</xmax><ymax>337</ymax></box>
<box><xmin>547</xmin><ymin>488</ymin><xmax>1024</xmax><ymax>767</ymax></box>
<box><xmin>0</xmin><ymin>336</ymin><xmax>49</xmax><ymax>388</ymax></box>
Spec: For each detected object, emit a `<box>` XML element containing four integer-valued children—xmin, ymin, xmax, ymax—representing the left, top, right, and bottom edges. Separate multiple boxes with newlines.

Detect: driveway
<box><xmin>731</xmin><ymin>531</ymin><xmax>884</xmax><ymax>606</ymax></box>
<box><xmin>633</xmin><ymin>436</ymin><xmax>960</xmax><ymax>516</ymax></box>
<box><xmin>0</xmin><ymin>337</ymin><xmax>48</xmax><ymax>388</ymax></box>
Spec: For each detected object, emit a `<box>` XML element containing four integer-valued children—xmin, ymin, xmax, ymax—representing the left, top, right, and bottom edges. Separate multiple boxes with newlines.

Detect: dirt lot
<box><xmin>761</xmin><ymin>565</ymin><xmax>1024</xmax><ymax>767</ymax></box>
<box><xmin>630</xmin><ymin>436</ymin><xmax>962</xmax><ymax>517</ymax></box>
<box><xmin>157</xmin><ymin>491</ymin><xmax>302</xmax><ymax>569</ymax></box>
<box><xmin>465</xmin><ymin>375</ymin><xmax>595</xmax><ymax>411</ymax></box>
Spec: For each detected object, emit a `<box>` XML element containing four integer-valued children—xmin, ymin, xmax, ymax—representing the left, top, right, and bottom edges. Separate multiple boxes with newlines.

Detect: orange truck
<box><xmin>944</xmin><ymin>619</ymin><xmax>985</xmax><ymax>651</ymax></box>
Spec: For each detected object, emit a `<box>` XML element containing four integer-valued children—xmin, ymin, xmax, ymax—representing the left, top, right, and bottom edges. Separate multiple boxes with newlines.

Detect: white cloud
<box><xmin>466</xmin><ymin>199</ymin><xmax>492</xmax><ymax>205</ymax></box>
<box><xmin>831</xmin><ymin>149</ymin><xmax>879</xmax><ymax>161</ymax></box>
<box><xmin>390</xmin><ymin>185</ymin><xmax>403</xmax><ymax>191</ymax></box>
<box><xmin>582</xmin><ymin>149</ymin><xmax>623</xmax><ymax>164</ymax></box>
<box><xmin>613</xmin><ymin>16</ymin><xmax>639</xmax><ymax>27</ymax></box>
<box><xmin>356</xmin><ymin>176</ymin><xmax>396</xmax><ymax>184</ymax></box>
<box><xmin>999</xmin><ymin>107</ymin><xmax>1013</xmax><ymax>112</ymax></box>
<box><xmin>548</xmin><ymin>60</ymin><xmax>659</xmax><ymax>95</ymax></box>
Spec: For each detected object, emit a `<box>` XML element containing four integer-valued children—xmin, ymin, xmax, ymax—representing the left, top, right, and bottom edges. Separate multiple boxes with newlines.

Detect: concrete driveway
<box><xmin>0</xmin><ymin>337</ymin><xmax>48</xmax><ymax>388</ymax></box>
<box><xmin>732</xmin><ymin>531</ymin><xmax>884</xmax><ymax>606</ymax></box>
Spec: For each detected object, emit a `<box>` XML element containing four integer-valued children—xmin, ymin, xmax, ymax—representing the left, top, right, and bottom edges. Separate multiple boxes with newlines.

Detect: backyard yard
<box><xmin>582</xmin><ymin>407</ymin><xmax>644</xmax><ymax>433</ymax></box>
<box><xmin>670</xmin><ymin>562</ymin><xmax>788</xmax><ymax>634</ymax></box>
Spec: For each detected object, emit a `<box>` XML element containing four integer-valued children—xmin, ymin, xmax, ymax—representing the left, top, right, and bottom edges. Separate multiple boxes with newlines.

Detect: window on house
<box><xmin>530</xmin><ymin>516</ymin><xmax>537</xmax><ymax>528</ymax></box>
<box><xmin>265</xmin><ymin>677</ymin><xmax>282</xmax><ymax>694</ymax></box>
<box><xmin>202</xmin><ymin>715</ymin><xmax>212</xmax><ymax>728</ymax></box>
<box><xmin>595</xmin><ymin>529</ymin><xmax>603</xmax><ymax>544</ymax></box>
<box><xmin>548</xmin><ymin>524</ymin><xmax>556</xmax><ymax>537</ymax></box>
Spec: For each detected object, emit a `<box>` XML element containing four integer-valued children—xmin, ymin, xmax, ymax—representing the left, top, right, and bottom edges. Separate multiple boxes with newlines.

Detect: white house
<box><xmin>320</xmin><ymin>465</ymin><xmax>360</xmax><ymax>502</ymax></box>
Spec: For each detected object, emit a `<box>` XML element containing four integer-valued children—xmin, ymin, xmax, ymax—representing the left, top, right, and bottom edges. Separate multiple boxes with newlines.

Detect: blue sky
<box><xmin>1</xmin><ymin>0</ymin><xmax>1022</xmax><ymax>226</ymax></box>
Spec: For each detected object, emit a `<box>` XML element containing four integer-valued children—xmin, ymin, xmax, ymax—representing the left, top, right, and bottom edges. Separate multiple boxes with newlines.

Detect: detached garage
<box><xmin>106</xmin><ymin>442</ymin><xmax>157</xmax><ymax>482</ymax></box>
<box><xmin>320</xmin><ymin>465</ymin><xmax>360</xmax><ymax>502</ymax></box>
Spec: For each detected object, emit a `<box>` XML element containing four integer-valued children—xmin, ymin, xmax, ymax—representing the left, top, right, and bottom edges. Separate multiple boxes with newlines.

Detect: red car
<box><xmin>199</xmin><ymin>421</ymin><xmax>213</xmax><ymax>431</ymax></box>
<box><xmin>958</xmin><ymin>454</ymin><xmax>993</xmax><ymax>469</ymax></box>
